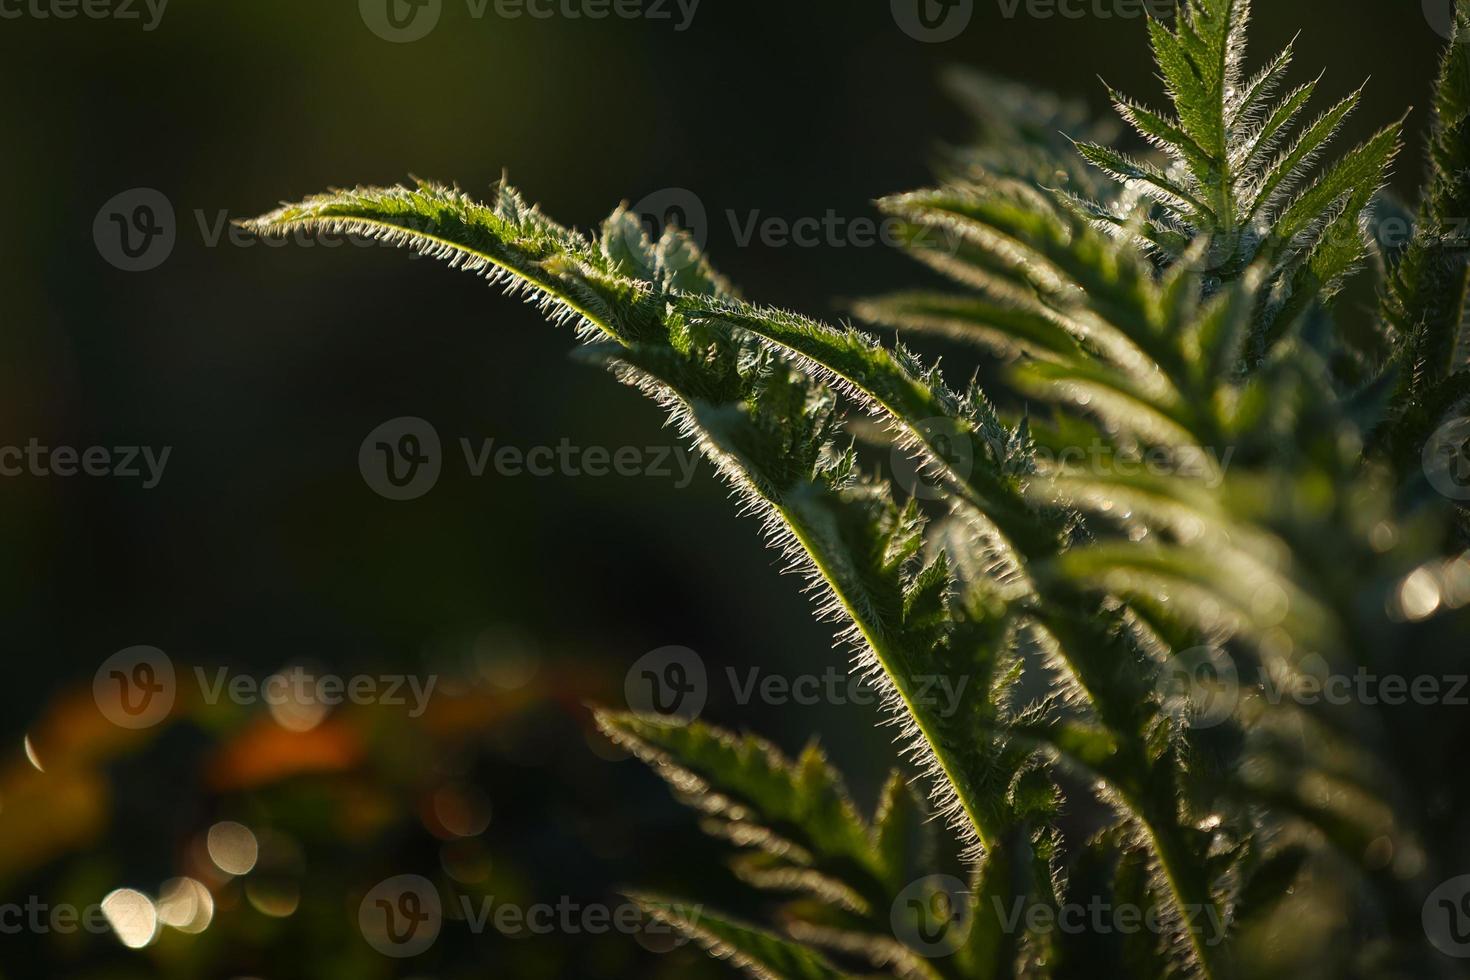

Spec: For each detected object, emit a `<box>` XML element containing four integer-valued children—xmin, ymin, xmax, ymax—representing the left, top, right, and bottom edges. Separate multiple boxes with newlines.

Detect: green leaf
<box><xmin>249</xmin><ymin>182</ymin><xmax>1014</xmax><ymax>857</ymax></box>
<box><xmin>852</xmin><ymin>292</ymin><xmax>1081</xmax><ymax>362</ymax></box>
<box><xmin>1246</xmin><ymin>90</ymin><xmax>1362</xmax><ymax>222</ymax></box>
<box><xmin>1075</xmin><ymin>142</ymin><xmax>1213</xmax><ymax>221</ymax></box>
<box><xmin>633</xmin><ymin>895</ymin><xmax>852</xmax><ymax>980</ymax></box>
<box><xmin>1069</xmin><ymin>0</ymin><xmax>1401</xmax><ymax>359</ymax></box>
<box><xmin>1269</xmin><ymin>122</ymin><xmax>1402</xmax><ymax>252</ymax></box>
<box><xmin>1382</xmin><ymin>0</ymin><xmax>1470</xmax><ymax>455</ymax></box>
<box><xmin>595</xmin><ymin>713</ymin><xmax>883</xmax><ymax>901</ymax></box>
<box><xmin>242</xmin><ymin>11</ymin><xmax>1467</xmax><ymax>968</ymax></box>
<box><xmin>872</xmin><ymin>773</ymin><xmax>936</xmax><ymax>896</ymax></box>
<box><xmin>1236</xmin><ymin>77</ymin><xmax>1318</xmax><ymax>175</ymax></box>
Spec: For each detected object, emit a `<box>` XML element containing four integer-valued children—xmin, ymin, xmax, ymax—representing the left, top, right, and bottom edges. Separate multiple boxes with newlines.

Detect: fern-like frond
<box><xmin>633</xmin><ymin>896</ymin><xmax>852</xmax><ymax>980</ymax></box>
<box><xmin>245</xmin><ymin>180</ymin><xmax>1022</xmax><ymax>869</ymax></box>
<box><xmin>1380</xmin><ymin>0</ymin><xmax>1470</xmax><ymax>472</ymax></box>
<box><xmin>244</xmin><ymin>9</ymin><xmax>1470</xmax><ymax>976</ymax></box>
<box><xmin>1069</xmin><ymin>0</ymin><xmax>1400</xmax><ymax>359</ymax></box>
<box><xmin>596</xmin><ymin>713</ymin><xmax>886</xmax><ymax>913</ymax></box>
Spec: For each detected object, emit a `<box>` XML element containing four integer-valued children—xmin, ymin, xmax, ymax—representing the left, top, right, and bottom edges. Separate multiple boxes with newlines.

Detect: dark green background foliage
<box><xmin>0</xmin><ymin>2</ymin><xmax>1459</xmax><ymax>978</ymax></box>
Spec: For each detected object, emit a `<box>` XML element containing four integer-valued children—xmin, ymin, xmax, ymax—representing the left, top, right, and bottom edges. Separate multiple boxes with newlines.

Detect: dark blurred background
<box><xmin>0</xmin><ymin>1</ymin><xmax>1449</xmax><ymax>976</ymax></box>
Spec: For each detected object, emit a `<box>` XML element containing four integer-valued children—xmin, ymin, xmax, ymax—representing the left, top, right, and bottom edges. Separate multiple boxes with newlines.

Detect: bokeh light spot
<box><xmin>207</xmin><ymin>821</ymin><xmax>259</xmax><ymax>876</ymax></box>
<box><xmin>101</xmin><ymin>889</ymin><xmax>158</xmax><ymax>949</ymax></box>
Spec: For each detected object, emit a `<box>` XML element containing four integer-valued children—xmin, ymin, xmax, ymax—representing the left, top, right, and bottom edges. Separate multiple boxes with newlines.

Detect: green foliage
<box><xmin>1069</xmin><ymin>0</ymin><xmax>1403</xmax><ymax>359</ymax></box>
<box><xmin>246</xmin><ymin>2</ymin><xmax>1470</xmax><ymax>978</ymax></box>
<box><xmin>634</xmin><ymin>897</ymin><xmax>851</xmax><ymax>980</ymax></box>
<box><xmin>1379</xmin><ymin>1</ymin><xmax>1470</xmax><ymax>472</ymax></box>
